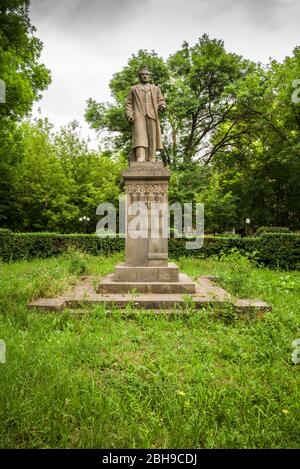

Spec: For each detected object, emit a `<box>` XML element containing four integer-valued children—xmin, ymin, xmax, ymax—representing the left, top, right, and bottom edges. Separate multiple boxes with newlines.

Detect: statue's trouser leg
<box><xmin>135</xmin><ymin>147</ymin><xmax>146</xmax><ymax>162</ymax></box>
<box><xmin>145</xmin><ymin>116</ymin><xmax>157</xmax><ymax>161</ymax></box>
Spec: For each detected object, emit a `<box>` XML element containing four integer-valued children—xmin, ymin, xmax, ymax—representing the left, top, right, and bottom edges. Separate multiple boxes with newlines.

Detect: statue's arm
<box><xmin>157</xmin><ymin>86</ymin><xmax>166</xmax><ymax>111</ymax></box>
<box><xmin>125</xmin><ymin>88</ymin><xmax>134</xmax><ymax>121</ymax></box>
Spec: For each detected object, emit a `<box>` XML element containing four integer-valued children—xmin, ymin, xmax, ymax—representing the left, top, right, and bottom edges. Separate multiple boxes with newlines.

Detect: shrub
<box><xmin>0</xmin><ymin>228</ymin><xmax>12</xmax><ymax>261</ymax></box>
<box><xmin>0</xmin><ymin>232</ymin><xmax>125</xmax><ymax>262</ymax></box>
<box><xmin>257</xmin><ymin>233</ymin><xmax>300</xmax><ymax>270</ymax></box>
<box><xmin>255</xmin><ymin>226</ymin><xmax>290</xmax><ymax>236</ymax></box>
<box><xmin>168</xmin><ymin>236</ymin><xmax>260</xmax><ymax>260</ymax></box>
<box><xmin>217</xmin><ymin>249</ymin><xmax>254</xmax><ymax>296</ymax></box>
<box><xmin>61</xmin><ymin>246</ymin><xmax>90</xmax><ymax>275</ymax></box>
<box><xmin>0</xmin><ymin>231</ymin><xmax>300</xmax><ymax>270</ymax></box>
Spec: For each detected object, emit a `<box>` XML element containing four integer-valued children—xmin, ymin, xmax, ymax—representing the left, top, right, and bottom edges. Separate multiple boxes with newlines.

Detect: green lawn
<box><xmin>0</xmin><ymin>251</ymin><xmax>300</xmax><ymax>448</ymax></box>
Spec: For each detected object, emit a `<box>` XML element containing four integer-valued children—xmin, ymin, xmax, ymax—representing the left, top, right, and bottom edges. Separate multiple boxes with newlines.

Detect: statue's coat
<box><xmin>125</xmin><ymin>83</ymin><xmax>165</xmax><ymax>149</ymax></box>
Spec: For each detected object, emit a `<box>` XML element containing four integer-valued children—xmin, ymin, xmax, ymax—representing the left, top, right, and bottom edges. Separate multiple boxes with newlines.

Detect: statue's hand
<box><xmin>127</xmin><ymin>115</ymin><xmax>134</xmax><ymax>123</ymax></box>
<box><xmin>159</xmin><ymin>105</ymin><xmax>166</xmax><ymax>112</ymax></box>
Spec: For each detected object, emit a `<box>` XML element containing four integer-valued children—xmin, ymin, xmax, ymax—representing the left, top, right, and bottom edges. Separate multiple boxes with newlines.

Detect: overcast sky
<box><xmin>29</xmin><ymin>0</ymin><xmax>300</xmax><ymax>148</ymax></box>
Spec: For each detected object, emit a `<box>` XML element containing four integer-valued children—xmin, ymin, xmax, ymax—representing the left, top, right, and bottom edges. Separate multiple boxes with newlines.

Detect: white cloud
<box><xmin>29</xmin><ymin>0</ymin><xmax>300</xmax><ymax>149</ymax></box>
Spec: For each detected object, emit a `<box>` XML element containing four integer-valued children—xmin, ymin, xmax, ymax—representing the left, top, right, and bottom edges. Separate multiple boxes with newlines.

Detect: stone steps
<box><xmin>28</xmin><ymin>275</ymin><xmax>271</xmax><ymax>315</ymax></box>
<box><xmin>97</xmin><ymin>272</ymin><xmax>196</xmax><ymax>294</ymax></box>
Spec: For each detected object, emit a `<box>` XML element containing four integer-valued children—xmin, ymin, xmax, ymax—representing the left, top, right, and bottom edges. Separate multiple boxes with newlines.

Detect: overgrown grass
<box><xmin>0</xmin><ymin>251</ymin><xmax>300</xmax><ymax>448</ymax></box>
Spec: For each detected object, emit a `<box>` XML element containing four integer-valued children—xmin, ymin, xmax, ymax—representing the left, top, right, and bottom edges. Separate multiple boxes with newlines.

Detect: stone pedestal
<box><xmin>123</xmin><ymin>161</ymin><xmax>170</xmax><ymax>269</ymax></box>
<box><xmin>97</xmin><ymin>161</ymin><xmax>196</xmax><ymax>294</ymax></box>
<box><xmin>114</xmin><ymin>263</ymin><xmax>179</xmax><ymax>282</ymax></box>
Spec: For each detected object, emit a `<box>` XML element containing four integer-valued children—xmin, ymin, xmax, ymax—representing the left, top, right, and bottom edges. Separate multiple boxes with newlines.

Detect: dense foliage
<box><xmin>1</xmin><ymin>230</ymin><xmax>300</xmax><ymax>270</ymax></box>
<box><xmin>1</xmin><ymin>2</ymin><xmax>299</xmax><ymax>234</ymax></box>
<box><xmin>7</xmin><ymin>119</ymin><xmax>126</xmax><ymax>232</ymax></box>
<box><xmin>86</xmin><ymin>36</ymin><xmax>300</xmax><ymax>231</ymax></box>
<box><xmin>0</xmin><ymin>0</ymin><xmax>51</xmax><ymax>224</ymax></box>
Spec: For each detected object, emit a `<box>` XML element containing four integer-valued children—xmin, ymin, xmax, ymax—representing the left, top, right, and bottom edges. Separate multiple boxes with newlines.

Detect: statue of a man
<box><xmin>125</xmin><ymin>68</ymin><xmax>166</xmax><ymax>162</ymax></box>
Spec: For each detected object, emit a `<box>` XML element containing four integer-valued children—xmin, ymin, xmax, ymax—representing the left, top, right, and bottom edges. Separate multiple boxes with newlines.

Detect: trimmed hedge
<box><xmin>257</xmin><ymin>233</ymin><xmax>300</xmax><ymax>270</ymax></box>
<box><xmin>0</xmin><ymin>231</ymin><xmax>300</xmax><ymax>270</ymax></box>
<box><xmin>168</xmin><ymin>236</ymin><xmax>260</xmax><ymax>259</ymax></box>
<box><xmin>255</xmin><ymin>226</ymin><xmax>291</xmax><ymax>235</ymax></box>
<box><xmin>0</xmin><ymin>232</ymin><xmax>125</xmax><ymax>262</ymax></box>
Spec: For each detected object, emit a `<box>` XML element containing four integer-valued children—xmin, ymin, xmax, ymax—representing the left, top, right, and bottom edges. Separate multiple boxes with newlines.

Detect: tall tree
<box><xmin>11</xmin><ymin>119</ymin><xmax>78</xmax><ymax>232</ymax></box>
<box><xmin>85</xmin><ymin>35</ymin><xmax>255</xmax><ymax>168</ymax></box>
<box><xmin>0</xmin><ymin>0</ymin><xmax>51</xmax><ymax>224</ymax></box>
<box><xmin>53</xmin><ymin>121</ymin><xmax>126</xmax><ymax>232</ymax></box>
<box><xmin>167</xmin><ymin>34</ymin><xmax>256</xmax><ymax>165</ymax></box>
<box><xmin>10</xmin><ymin>119</ymin><xmax>126</xmax><ymax>233</ymax></box>
<box><xmin>212</xmin><ymin>46</ymin><xmax>300</xmax><ymax>228</ymax></box>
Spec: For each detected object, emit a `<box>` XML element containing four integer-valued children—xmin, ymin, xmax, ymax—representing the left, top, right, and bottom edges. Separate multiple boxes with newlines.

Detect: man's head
<box><xmin>138</xmin><ymin>68</ymin><xmax>151</xmax><ymax>84</ymax></box>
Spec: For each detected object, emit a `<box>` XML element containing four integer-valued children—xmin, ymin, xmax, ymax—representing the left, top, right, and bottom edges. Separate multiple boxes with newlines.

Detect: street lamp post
<box><xmin>79</xmin><ymin>215</ymin><xmax>90</xmax><ymax>233</ymax></box>
<box><xmin>245</xmin><ymin>217</ymin><xmax>251</xmax><ymax>236</ymax></box>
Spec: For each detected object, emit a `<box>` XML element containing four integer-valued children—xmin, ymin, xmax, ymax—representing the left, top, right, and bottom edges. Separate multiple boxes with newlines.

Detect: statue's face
<box><xmin>139</xmin><ymin>70</ymin><xmax>151</xmax><ymax>84</ymax></box>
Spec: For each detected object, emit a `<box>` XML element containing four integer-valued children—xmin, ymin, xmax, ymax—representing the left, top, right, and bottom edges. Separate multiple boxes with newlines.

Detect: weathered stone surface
<box><xmin>97</xmin><ymin>272</ymin><xmax>196</xmax><ymax>294</ymax></box>
<box><xmin>196</xmin><ymin>276</ymin><xmax>231</xmax><ymax>301</ymax></box>
<box><xmin>27</xmin><ymin>275</ymin><xmax>271</xmax><ymax>315</ymax></box>
<box><xmin>114</xmin><ymin>262</ymin><xmax>179</xmax><ymax>282</ymax></box>
<box><xmin>123</xmin><ymin>161</ymin><xmax>170</xmax><ymax>268</ymax></box>
<box><xmin>122</xmin><ymin>161</ymin><xmax>170</xmax><ymax>179</ymax></box>
<box><xmin>28</xmin><ymin>297</ymin><xmax>67</xmax><ymax>312</ymax></box>
<box><xmin>125</xmin><ymin>236</ymin><xmax>148</xmax><ymax>266</ymax></box>
<box><xmin>234</xmin><ymin>299</ymin><xmax>272</xmax><ymax>313</ymax></box>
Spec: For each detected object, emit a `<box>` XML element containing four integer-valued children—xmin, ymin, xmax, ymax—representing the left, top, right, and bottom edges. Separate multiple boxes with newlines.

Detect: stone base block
<box><xmin>28</xmin><ymin>275</ymin><xmax>272</xmax><ymax>315</ymax></box>
<box><xmin>97</xmin><ymin>272</ymin><xmax>196</xmax><ymax>294</ymax></box>
<box><xmin>114</xmin><ymin>262</ymin><xmax>179</xmax><ymax>282</ymax></box>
